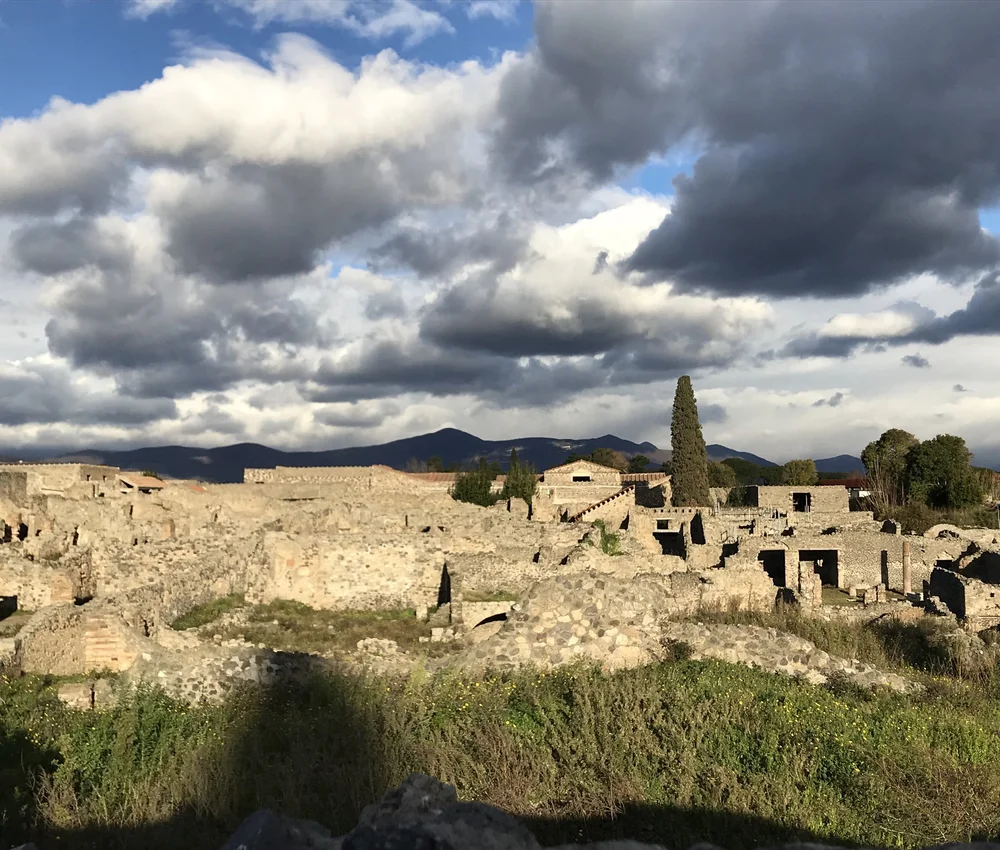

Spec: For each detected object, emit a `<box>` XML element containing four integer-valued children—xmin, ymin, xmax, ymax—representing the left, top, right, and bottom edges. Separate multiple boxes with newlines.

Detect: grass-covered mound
<box><xmin>4</xmin><ymin>646</ymin><xmax>1000</xmax><ymax>850</ymax></box>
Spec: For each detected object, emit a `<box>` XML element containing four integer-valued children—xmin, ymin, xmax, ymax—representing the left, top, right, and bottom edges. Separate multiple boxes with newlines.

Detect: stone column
<box><xmin>902</xmin><ymin>540</ymin><xmax>912</xmax><ymax>596</ymax></box>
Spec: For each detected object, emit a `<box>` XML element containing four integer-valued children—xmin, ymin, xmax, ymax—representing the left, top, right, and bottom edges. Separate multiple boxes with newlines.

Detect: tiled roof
<box><xmin>119</xmin><ymin>474</ymin><xmax>166</xmax><ymax>489</ymax></box>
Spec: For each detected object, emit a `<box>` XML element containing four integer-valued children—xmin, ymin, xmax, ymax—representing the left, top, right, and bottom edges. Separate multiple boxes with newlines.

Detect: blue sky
<box><xmin>0</xmin><ymin>0</ymin><xmax>534</xmax><ymax>117</ymax></box>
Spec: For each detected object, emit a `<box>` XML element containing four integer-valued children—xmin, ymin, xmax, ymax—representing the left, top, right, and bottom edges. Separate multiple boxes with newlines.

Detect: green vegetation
<box><xmin>213</xmin><ymin>600</ymin><xmax>443</xmax><ymax>656</ymax></box>
<box><xmin>170</xmin><ymin>594</ymin><xmax>246</xmax><ymax>630</ymax></box>
<box><xmin>9</xmin><ymin>640</ymin><xmax>1000</xmax><ymax>850</ymax></box>
<box><xmin>627</xmin><ymin>454</ymin><xmax>651</xmax><ymax>473</ymax></box>
<box><xmin>670</xmin><ymin>376</ymin><xmax>710</xmax><ymax>507</ymax></box>
<box><xmin>451</xmin><ymin>458</ymin><xmax>500</xmax><ymax>507</ymax></box>
<box><xmin>863</xmin><ymin>429</ymin><xmax>984</xmax><ymax>515</ymax></box>
<box><xmin>499</xmin><ymin>448</ymin><xmax>538</xmax><ymax>506</ymax></box>
<box><xmin>722</xmin><ymin>457</ymin><xmax>783</xmax><ymax>485</ymax></box>
<box><xmin>591</xmin><ymin>520</ymin><xmax>623</xmax><ymax>555</ymax></box>
<box><xmin>708</xmin><ymin>460</ymin><xmax>737</xmax><ymax>488</ymax></box>
<box><xmin>780</xmin><ymin>458</ymin><xmax>819</xmax><ymax>486</ymax></box>
<box><xmin>564</xmin><ymin>447</ymin><xmax>628</xmax><ymax>469</ymax></box>
<box><xmin>691</xmin><ymin>602</ymin><xmax>997</xmax><ymax>684</ymax></box>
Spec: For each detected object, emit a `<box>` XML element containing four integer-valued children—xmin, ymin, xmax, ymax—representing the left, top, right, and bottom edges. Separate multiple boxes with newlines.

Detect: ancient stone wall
<box><xmin>0</xmin><ymin>471</ymin><xmax>29</xmax><ymax>505</ymax></box>
<box><xmin>929</xmin><ymin>567</ymin><xmax>1000</xmax><ymax>630</ymax></box>
<box><xmin>730</xmin><ymin>532</ymin><xmax>962</xmax><ymax>593</ymax></box>
<box><xmin>749</xmin><ymin>485</ymin><xmax>849</xmax><ymax>514</ymax></box>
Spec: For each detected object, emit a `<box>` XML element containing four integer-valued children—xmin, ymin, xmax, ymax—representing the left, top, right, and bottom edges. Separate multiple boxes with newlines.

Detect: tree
<box><xmin>426</xmin><ymin>456</ymin><xmax>444</xmax><ymax>472</ymax></box>
<box><xmin>708</xmin><ymin>461</ymin><xmax>737</xmax><ymax>488</ymax></box>
<box><xmin>500</xmin><ymin>448</ymin><xmax>538</xmax><ymax>506</ymax></box>
<box><xmin>590</xmin><ymin>447</ymin><xmax>628</xmax><ymax>470</ymax></box>
<box><xmin>670</xmin><ymin>376</ymin><xmax>710</xmax><ymax>506</ymax></box>
<box><xmin>861</xmin><ymin>428</ymin><xmax>919</xmax><ymax>512</ymax></box>
<box><xmin>659</xmin><ymin>460</ymin><xmax>673</xmax><ymax>475</ymax></box>
<box><xmin>451</xmin><ymin>457</ymin><xmax>499</xmax><ymax>507</ymax></box>
<box><xmin>627</xmin><ymin>454</ymin><xmax>651</xmax><ymax>473</ymax></box>
<box><xmin>780</xmin><ymin>459</ymin><xmax>818</xmax><ymax>486</ymax></box>
<box><xmin>906</xmin><ymin>434</ymin><xmax>982</xmax><ymax>509</ymax></box>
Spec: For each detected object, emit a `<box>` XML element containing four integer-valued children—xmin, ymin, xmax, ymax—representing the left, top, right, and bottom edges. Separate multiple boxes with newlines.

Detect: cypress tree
<box><xmin>670</xmin><ymin>375</ymin><xmax>711</xmax><ymax>506</ymax></box>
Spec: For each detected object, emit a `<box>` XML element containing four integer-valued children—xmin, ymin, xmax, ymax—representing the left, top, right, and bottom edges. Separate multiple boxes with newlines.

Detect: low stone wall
<box><xmin>454</xmin><ymin>568</ymin><xmax>776</xmax><ymax>673</ymax></box>
<box><xmin>661</xmin><ymin>621</ymin><xmax>917</xmax><ymax>692</ymax></box>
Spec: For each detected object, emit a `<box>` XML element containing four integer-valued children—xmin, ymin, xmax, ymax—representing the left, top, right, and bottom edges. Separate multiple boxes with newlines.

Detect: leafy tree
<box><xmin>780</xmin><ymin>459</ymin><xmax>819</xmax><ymax>486</ymax></box>
<box><xmin>451</xmin><ymin>458</ymin><xmax>499</xmax><ymax>507</ymax></box>
<box><xmin>590</xmin><ymin>447</ymin><xmax>628</xmax><ymax>470</ymax></box>
<box><xmin>500</xmin><ymin>448</ymin><xmax>538</xmax><ymax>506</ymax></box>
<box><xmin>708</xmin><ymin>461</ymin><xmax>737</xmax><ymax>488</ymax></box>
<box><xmin>426</xmin><ymin>456</ymin><xmax>444</xmax><ymax>472</ymax></box>
<box><xmin>627</xmin><ymin>454</ymin><xmax>651</xmax><ymax>473</ymax></box>
<box><xmin>861</xmin><ymin>428</ymin><xmax>919</xmax><ymax>511</ymax></box>
<box><xmin>906</xmin><ymin>434</ymin><xmax>982</xmax><ymax>509</ymax></box>
<box><xmin>659</xmin><ymin>460</ymin><xmax>673</xmax><ymax>475</ymax></box>
<box><xmin>670</xmin><ymin>376</ymin><xmax>710</xmax><ymax>506</ymax></box>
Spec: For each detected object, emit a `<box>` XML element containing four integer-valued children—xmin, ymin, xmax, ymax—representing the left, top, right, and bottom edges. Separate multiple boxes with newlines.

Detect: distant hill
<box><xmin>705</xmin><ymin>444</ymin><xmax>777</xmax><ymax>467</ymax></box>
<box><xmin>11</xmin><ymin>429</ymin><xmax>867</xmax><ymax>484</ymax></box>
<box><xmin>53</xmin><ymin>429</ymin><xmax>668</xmax><ymax>484</ymax></box>
<box><xmin>814</xmin><ymin>455</ymin><xmax>865</xmax><ymax>474</ymax></box>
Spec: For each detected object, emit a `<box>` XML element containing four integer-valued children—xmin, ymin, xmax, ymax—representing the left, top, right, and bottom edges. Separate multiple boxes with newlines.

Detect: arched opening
<box><xmin>473</xmin><ymin>612</ymin><xmax>508</xmax><ymax>628</ymax></box>
<box><xmin>17</xmin><ymin>523</ymin><xmax>28</xmax><ymax>541</ymax></box>
<box><xmin>437</xmin><ymin>565</ymin><xmax>452</xmax><ymax>607</ymax></box>
<box><xmin>72</xmin><ymin>526</ymin><xmax>79</xmax><ymax>546</ymax></box>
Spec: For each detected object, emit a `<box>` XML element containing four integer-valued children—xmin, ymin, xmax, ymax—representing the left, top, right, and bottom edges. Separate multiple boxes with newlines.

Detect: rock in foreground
<box><xmin>220</xmin><ymin>773</ymin><xmax>1000</xmax><ymax>850</ymax></box>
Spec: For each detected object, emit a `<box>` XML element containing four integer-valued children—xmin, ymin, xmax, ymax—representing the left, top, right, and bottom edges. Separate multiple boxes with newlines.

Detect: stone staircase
<box><xmin>569</xmin><ymin>485</ymin><xmax>636</xmax><ymax>523</ymax></box>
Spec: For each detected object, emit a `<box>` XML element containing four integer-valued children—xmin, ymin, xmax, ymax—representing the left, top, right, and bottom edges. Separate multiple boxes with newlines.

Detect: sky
<box><xmin>2</xmin><ymin>0</ymin><xmax>1000</xmax><ymax>466</ymax></box>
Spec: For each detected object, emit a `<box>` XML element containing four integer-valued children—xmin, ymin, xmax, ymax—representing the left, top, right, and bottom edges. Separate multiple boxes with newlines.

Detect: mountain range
<box><xmin>26</xmin><ymin>428</ymin><xmax>865</xmax><ymax>484</ymax></box>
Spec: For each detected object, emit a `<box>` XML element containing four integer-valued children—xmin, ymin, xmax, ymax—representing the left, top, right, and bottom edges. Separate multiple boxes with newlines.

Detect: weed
<box><xmin>170</xmin><ymin>594</ymin><xmax>246</xmax><ymax>630</ymax></box>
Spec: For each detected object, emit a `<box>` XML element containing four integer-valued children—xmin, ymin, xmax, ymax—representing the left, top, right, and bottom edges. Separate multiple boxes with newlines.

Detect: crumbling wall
<box><xmin>749</xmin><ymin>486</ymin><xmax>849</xmax><ymax>514</ymax></box>
<box><xmin>929</xmin><ymin>567</ymin><xmax>1000</xmax><ymax>630</ymax></box>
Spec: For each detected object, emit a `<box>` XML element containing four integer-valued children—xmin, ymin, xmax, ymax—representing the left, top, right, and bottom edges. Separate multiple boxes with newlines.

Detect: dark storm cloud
<box><xmin>0</xmin><ymin>363</ymin><xmax>176</xmax><ymax>427</ymax></box>
<box><xmin>700</xmin><ymin>403</ymin><xmax>727</xmax><ymax>424</ymax></box>
<box><xmin>782</xmin><ymin>273</ymin><xmax>1000</xmax><ymax>359</ymax></box>
<box><xmin>38</xmin><ymin>226</ymin><xmax>329</xmax><ymax>399</ymax></box>
<box><xmin>161</xmin><ymin>161</ymin><xmax>405</xmax><ymax>283</ymax></box>
<box><xmin>495</xmin><ymin>0</ymin><xmax>1000</xmax><ymax>299</ymax></box>
<box><xmin>370</xmin><ymin>213</ymin><xmax>530</xmax><ymax>280</ymax></box>
<box><xmin>10</xmin><ymin>219</ymin><xmax>131</xmax><ymax>276</ymax></box>
<box><xmin>420</xmin><ymin>288</ymin><xmax>644</xmax><ymax>357</ymax></box>
<box><xmin>901</xmin><ymin>354</ymin><xmax>931</xmax><ymax>369</ymax></box>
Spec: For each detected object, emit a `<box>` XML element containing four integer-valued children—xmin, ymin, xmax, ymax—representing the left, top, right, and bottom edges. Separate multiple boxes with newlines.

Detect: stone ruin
<box><xmin>1</xmin><ymin>460</ymin><xmax>999</xmax><ymax>705</ymax></box>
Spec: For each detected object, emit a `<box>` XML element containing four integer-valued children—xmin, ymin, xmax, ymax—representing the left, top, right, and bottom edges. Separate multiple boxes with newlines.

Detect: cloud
<box><xmin>467</xmin><ymin>1</ymin><xmax>520</xmax><ymax>23</ymax></box>
<box><xmin>419</xmin><ymin>197</ymin><xmax>772</xmax><ymax>374</ymax></box>
<box><xmin>812</xmin><ymin>392</ymin><xmax>844</xmax><ymax>408</ymax></box>
<box><xmin>901</xmin><ymin>353</ymin><xmax>931</xmax><ymax>368</ymax></box>
<box><xmin>124</xmin><ymin>0</ymin><xmax>179</xmax><ymax>18</ymax></box>
<box><xmin>488</xmin><ymin>1</ymin><xmax>1000</xmax><ymax>299</ymax></box>
<box><xmin>0</xmin><ymin>360</ymin><xmax>176</xmax><ymax>427</ymax></box>
<box><xmin>954</xmin><ymin>383</ymin><xmax>969</xmax><ymax>393</ymax></box>
<box><xmin>132</xmin><ymin>0</ymin><xmax>454</xmax><ymax>46</ymax></box>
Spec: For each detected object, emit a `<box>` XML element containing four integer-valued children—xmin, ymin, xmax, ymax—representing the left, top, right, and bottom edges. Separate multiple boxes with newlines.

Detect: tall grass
<box><xmin>691</xmin><ymin>602</ymin><xmax>999</xmax><ymax>685</ymax></box>
<box><xmin>6</xmin><ymin>653</ymin><xmax>1000</xmax><ymax>849</ymax></box>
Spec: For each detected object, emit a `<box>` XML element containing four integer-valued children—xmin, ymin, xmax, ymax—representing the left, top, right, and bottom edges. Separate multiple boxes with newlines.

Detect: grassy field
<box><xmin>171</xmin><ymin>596</ymin><xmax>454</xmax><ymax>656</ymax></box>
<box><xmin>5</xmin><ymin>617</ymin><xmax>1000</xmax><ymax>850</ymax></box>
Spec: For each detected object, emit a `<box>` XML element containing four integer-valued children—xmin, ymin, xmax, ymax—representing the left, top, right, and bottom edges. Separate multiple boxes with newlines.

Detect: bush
<box><xmin>591</xmin><ymin>520</ymin><xmax>623</xmax><ymax>556</ymax></box>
